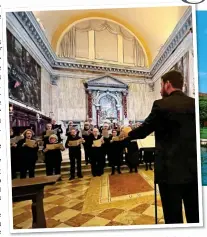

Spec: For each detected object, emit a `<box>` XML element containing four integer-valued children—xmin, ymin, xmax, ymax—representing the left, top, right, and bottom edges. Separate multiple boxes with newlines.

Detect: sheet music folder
<box><xmin>131</xmin><ymin>134</ymin><xmax>155</xmax><ymax>148</ymax></box>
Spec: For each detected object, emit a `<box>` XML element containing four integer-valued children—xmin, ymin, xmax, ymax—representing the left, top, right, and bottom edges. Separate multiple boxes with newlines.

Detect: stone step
<box><xmin>40</xmin><ymin>166</ymin><xmax>129</xmax><ymax>177</ymax></box>
<box><xmin>14</xmin><ymin>162</ymin><xmax>148</xmax><ymax>179</ymax></box>
<box><xmin>36</xmin><ymin>159</ymin><xmax>87</xmax><ymax>168</ymax></box>
<box><xmin>35</xmin><ymin>160</ymin><xmax>128</xmax><ymax>171</ymax></box>
<box><xmin>35</xmin><ymin>165</ymin><xmax>130</xmax><ymax>177</ymax></box>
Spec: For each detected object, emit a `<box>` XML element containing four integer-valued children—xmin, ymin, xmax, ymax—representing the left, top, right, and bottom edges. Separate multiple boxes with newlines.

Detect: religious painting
<box><xmin>7</xmin><ymin>29</ymin><xmax>41</xmax><ymax>110</ymax></box>
<box><xmin>99</xmin><ymin>94</ymin><xmax>117</xmax><ymax>123</ymax></box>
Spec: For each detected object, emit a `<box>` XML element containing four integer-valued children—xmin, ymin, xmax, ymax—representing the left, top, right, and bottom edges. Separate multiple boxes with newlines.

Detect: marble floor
<box><xmin>12</xmin><ymin>168</ymin><xmax>186</xmax><ymax>229</ymax></box>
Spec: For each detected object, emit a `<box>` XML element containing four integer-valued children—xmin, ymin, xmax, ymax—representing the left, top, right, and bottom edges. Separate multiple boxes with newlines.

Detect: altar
<box><xmin>84</xmin><ymin>75</ymin><xmax>128</xmax><ymax>126</ymax></box>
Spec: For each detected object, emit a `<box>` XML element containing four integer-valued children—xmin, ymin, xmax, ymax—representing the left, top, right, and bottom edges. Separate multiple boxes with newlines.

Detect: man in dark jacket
<box><xmin>126</xmin><ymin>70</ymin><xmax>199</xmax><ymax>224</ymax></box>
<box><xmin>52</xmin><ymin>120</ymin><xmax>63</xmax><ymax>142</ymax></box>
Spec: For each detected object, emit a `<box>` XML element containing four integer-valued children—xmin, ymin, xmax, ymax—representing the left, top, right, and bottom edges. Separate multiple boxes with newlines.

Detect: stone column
<box><xmin>87</xmin><ymin>90</ymin><xmax>93</xmax><ymax>119</ymax></box>
<box><xmin>117</xmin><ymin>109</ymin><xmax>120</xmax><ymax>121</ymax></box>
<box><xmin>122</xmin><ymin>91</ymin><xmax>128</xmax><ymax>118</ymax></box>
<box><xmin>96</xmin><ymin>106</ymin><xmax>100</xmax><ymax>126</ymax></box>
<box><xmin>116</xmin><ymin>105</ymin><xmax>121</xmax><ymax>122</ymax></box>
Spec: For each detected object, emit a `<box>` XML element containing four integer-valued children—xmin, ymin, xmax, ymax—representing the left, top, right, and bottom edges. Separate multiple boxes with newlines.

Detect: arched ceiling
<box><xmin>33</xmin><ymin>6</ymin><xmax>188</xmax><ymax>65</ymax></box>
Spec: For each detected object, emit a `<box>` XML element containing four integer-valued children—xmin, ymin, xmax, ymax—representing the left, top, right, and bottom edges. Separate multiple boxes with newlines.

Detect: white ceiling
<box><xmin>33</xmin><ymin>6</ymin><xmax>188</xmax><ymax>64</ymax></box>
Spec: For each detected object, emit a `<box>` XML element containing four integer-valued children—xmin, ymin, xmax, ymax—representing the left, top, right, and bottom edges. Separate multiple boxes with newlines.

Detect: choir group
<box><xmin>10</xmin><ymin>119</ymin><xmax>155</xmax><ymax>181</ymax></box>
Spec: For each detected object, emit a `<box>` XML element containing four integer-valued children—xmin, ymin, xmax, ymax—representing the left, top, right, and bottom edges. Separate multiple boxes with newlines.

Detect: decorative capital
<box><xmin>86</xmin><ymin>89</ymin><xmax>92</xmax><ymax>95</ymax></box>
<box><xmin>50</xmin><ymin>75</ymin><xmax>59</xmax><ymax>85</ymax></box>
<box><xmin>148</xmin><ymin>83</ymin><xmax>154</xmax><ymax>92</ymax></box>
<box><xmin>122</xmin><ymin>91</ymin><xmax>128</xmax><ymax>96</ymax></box>
<box><xmin>96</xmin><ymin>105</ymin><xmax>101</xmax><ymax>110</ymax></box>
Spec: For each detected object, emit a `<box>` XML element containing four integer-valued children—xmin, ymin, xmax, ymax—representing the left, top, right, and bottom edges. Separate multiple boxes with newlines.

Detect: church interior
<box><xmin>7</xmin><ymin>5</ymin><xmax>194</xmax><ymax>229</ymax></box>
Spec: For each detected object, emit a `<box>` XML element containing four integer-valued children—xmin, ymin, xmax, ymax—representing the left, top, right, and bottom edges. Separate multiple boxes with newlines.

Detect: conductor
<box><xmin>126</xmin><ymin>70</ymin><xmax>199</xmax><ymax>224</ymax></box>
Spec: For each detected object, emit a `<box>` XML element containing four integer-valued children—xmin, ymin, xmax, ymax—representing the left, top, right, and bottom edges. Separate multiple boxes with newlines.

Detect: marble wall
<box><xmin>52</xmin><ymin>77</ymin><xmax>87</xmax><ymax>121</ymax></box>
<box><xmin>154</xmin><ymin>79</ymin><xmax>162</xmax><ymax>101</ymax></box>
<box><xmin>50</xmin><ymin>76</ymin><xmax>159</xmax><ymax>122</ymax></box>
<box><xmin>41</xmin><ymin>68</ymin><xmax>52</xmax><ymax>117</ymax></box>
<box><xmin>127</xmin><ymin>83</ymin><xmax>156</xmax><ymax>121</ymax></box>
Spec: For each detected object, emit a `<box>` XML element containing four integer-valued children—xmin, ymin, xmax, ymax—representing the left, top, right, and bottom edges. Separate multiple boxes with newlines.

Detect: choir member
<box><xmin>43</xmin><ymin>134</ymin><xmax>65</xmax><ymax>180</ymax></box>
<box><xmin>17</xmin><ymin>129</ymin><xmax>38</xmax><ymax>178</ymax></box>
<box><xmin>89</xmin><ymin>128</ymin><xmax>105</xmax><ymax>177</ymax></box>
<box><xmin>108</xmin><ymin>130</ymin><xmax>123</xmax><ymax>175</ymax></box>
<box><xmin>42</xmin><ymin>123</ymin><xmax>53</xmax><ymax>144</ymax></box>
<box><xmin>10</xmin><ymin>128</ymin><xmax>19</xmax><ymax>179</ymax></box>
<box><xmin>66</xmin><ymin>121</ymin><xmax>79</xmax><ymax>136</ymax></box>
<box><xmin>81</xmin><ymin>122</ymin><xmax>92</xmax><ymax>165</ymax></box>
<box><xmin>88</xmin><ymin>118</ymin><xmax>94</xmax><ymax>130</ymax></box>
<box><xmin>101</xmin><ymin>123</ymin><xmax>111</xmax><ymax>166</ymax></box>
<box><xmin>65</xmin><ymin>128</ymin><xmax>84</xmax><ymax>180</ymax></box>
<box><xmin>125</xmin><ymin>141</ymin><xmax>139</xmax><ymax>173</ymax></box>
<box><xmin>142</xmin><ymin>148</ymin><xmax>154</xmax><ymax>171</ymax></box>
<box><xmin>52</xmin><ymin>120</ymin><xmax>63</xmax><ymax>142</ymax></box>
<box><xmin>121</xmin><ymin>126</ymin><xmax>139</xmax><ymax>173</ymax></box>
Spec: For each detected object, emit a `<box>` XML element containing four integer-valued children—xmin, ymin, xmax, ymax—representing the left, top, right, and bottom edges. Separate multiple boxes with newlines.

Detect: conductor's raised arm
<box><xmin>128</xmin><ymin>101</ymin><xmax>159</xmax><ymax>140</ymax></box>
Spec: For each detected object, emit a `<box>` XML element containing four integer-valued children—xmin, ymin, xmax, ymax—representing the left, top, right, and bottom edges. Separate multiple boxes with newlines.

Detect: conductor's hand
<box><xmin>43</xmin><ymin>148</ymin><xmax>48</xmax><ymax>153</ymax></box>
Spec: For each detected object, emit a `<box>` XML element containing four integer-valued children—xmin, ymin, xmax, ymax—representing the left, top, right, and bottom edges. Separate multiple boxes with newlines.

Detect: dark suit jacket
<box><xmin>128</xmin><ymin>90</ymin><xmax>198</xmax><ymax>184</ymax></box>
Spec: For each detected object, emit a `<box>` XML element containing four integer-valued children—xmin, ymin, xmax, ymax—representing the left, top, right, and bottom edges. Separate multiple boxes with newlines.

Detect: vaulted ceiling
<box><xmin>33</xmin><ymin>6</ymin><xmax>188</xmax><ymax>65</ymax></box>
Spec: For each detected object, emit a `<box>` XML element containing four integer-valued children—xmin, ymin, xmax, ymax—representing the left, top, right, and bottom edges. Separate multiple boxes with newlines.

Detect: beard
<box><xmin>161</xmin><ymin>87</ymin><xmax>168</xmax><ymax>98</ymax></box>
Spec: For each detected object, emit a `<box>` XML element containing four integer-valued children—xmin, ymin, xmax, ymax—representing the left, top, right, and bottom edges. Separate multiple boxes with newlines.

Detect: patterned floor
<box><xmin>12</xmin><ymin>168</ymin><xmax>186</xmax><ymax>229</ymax></box>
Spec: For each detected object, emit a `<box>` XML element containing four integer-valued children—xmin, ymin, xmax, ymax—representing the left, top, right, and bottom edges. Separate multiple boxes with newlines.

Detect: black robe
<box><xmin>43</xmin><ymin>141</ymin><xmax>63</xmax><ymax>163</ymax></box>
<box><xmin>65</xmin><ymin>134</ymin><xmax>82</xmax><ymax>157</ymax></box>
<box><xmin>88</xmin><ymin>134</ymin><xmax>104</xmax><ymax>156</ymax></box>
<box><xmin>108</xmin><ymin>136</ymin><xmax>124</xmax><ymax>167</ymax></box>
<box><xmin>88</xmin><ymin>134</ymin><xmax>105</xmax><ymax>176</ymax></box>
<box><xmin>124</xmin><ymin>140</ymin><xmax>140</xmax><ymax>168</ymax></box>
<box><xmin>17</xmin><ymin>138</ymin><xmax>38</xmax><ymax>167</ymax></box>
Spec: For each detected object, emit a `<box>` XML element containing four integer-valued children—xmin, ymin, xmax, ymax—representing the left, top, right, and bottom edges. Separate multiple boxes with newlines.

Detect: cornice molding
<box><xmin>6</xmin><ymin>7</ymin><xmax>192</xmax><ymax>81</ymax></box>
<box><xmin>152</xmin><ymin>32</ymin><xmax>192</xmax><ymax>83</ymax></box>
<box><xmin>85</xmin><ymin>75</ymin><xmax>128</xmax><ymax>90</ymax></box>
<box><xmin>13</xmin><ymin>11</ymin><xmax>56</xmax><ymax>65</ymax></box>
<box><xmin>50</xmin><ymin>75</ymin><xmax>59</xmax><ymax>86</ymax></box>
<box><xmin>150</xmin><ymin>6</ymin><xmax>192</xmax><ymax>76</ymax></box>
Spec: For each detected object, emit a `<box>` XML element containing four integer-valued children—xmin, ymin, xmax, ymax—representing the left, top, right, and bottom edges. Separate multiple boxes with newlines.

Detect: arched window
<box><xmin>57</xmin><ymin>19</ymin><xmax>147</xmax><ymax>67</ymax></box>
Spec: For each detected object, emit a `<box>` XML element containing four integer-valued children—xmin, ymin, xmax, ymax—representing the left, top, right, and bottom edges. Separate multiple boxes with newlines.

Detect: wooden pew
<box><xmin>12</xmin><ymin>175</ymin><xmax>60</xmax><ymax>228</ymax></box>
